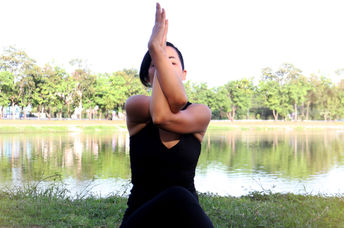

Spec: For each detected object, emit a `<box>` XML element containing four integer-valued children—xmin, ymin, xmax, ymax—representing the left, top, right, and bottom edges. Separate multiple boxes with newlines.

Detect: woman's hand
<box><xmin>148</xmin><ymin>3</ymin><xmax>168</xmax><ymax>52</ymax></box>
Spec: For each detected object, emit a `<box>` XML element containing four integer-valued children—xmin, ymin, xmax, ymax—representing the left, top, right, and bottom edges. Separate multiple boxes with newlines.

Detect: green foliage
<box><xmin>223</xmin><ymin>78</ymin><xmax>254</xmax><ymax>120</ymax></box>
<box><xmin>1</xmin><ymin>47</ymin><xmax>344</xmax><ymax>120</ymax></box>
<box><xmin>0</xmin><ymin>71</ymin><xmax>14</xmax><ymax>108</ymax></box>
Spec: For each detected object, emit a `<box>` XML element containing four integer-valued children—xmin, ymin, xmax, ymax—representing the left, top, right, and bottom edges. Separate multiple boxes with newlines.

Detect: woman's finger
<box><xmin>149</xmin><ymin>3</ymin><xmax>168</xmax><ymax>49</ymax></box>
<box><xmin>162</xmin><ymin>19</ymin><xmax>168</xmax><ymax>47</ymax></box>
<box><xmin>161</xmin><ymin>7</ymin><xmax>165</xmax><ymax>23</ymax></box>
<box><xmin>155</xmin><ymin>3</ymin><xmax>160</xmax><ymax>23</ymax></box>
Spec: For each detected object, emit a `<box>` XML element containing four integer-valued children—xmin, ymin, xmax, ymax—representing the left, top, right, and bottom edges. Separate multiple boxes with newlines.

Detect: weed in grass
<box><xmin>0</xmin><ymin>174</ymin><xmax>128</xmax><ymax>227</ymax></box>
<box><xmin>1</xmin><ymin>178</ymin><xmax>344</xmax><ymax>227</ymax></box>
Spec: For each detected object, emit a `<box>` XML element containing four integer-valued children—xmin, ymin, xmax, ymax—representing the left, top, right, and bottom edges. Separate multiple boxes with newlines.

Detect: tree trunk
<box><xmin>12</xmin><ymin>102</ymin><xmax>15</xmax><ymax>120</ymax></box>
<box><xmin>306</xmin><ymin>101</ymin><xmax>310</xmax><ymax>121</ymax></box>
<box><xmin>67</xmin><ymin>102</ymin><xmax>70</xmax><ymax>118</ymax></box>
<box><xmin>230</xmin><ymin>105</ymin><xmax>236</xmax><ymax>121</ymax></box>
<box><xmin>41</xmin><ymin>106</ymin><xmax>45</xmax><ymax>119</ymax></box>
<box><xmin>301</xmin><ymin>102</ymin><xmax>305</xmax><ymax>121</ymax></box>
<box><xmin>294</xmin><ymin>102</ymin><xmax>298</xmax><ymax>121</ymax></box>
<box><xmin>79</xmin><ymin>94</ymin><xmax>82</xmax><ymax>120</ymax></box>
<box><xmin>22</xmin><ymin>106</ymin><xmax>27</xmax><ymax>120</ymax></box>
<box><xmin>38</xmin><ymin>105</ymin><xmax>41</xmax><ymax>120</ymax></box>
<box><xmin>226</xmin><ymin>112</ymin><xmax>232</xmax><ymax>121</ymax></box>
<box><xmin>226</xmin><ymin>111</ymin><xmax>235</xmax><ymax>121</ymax></box>
<box><xmin>272</xmin><ymin>110</ymin><xmax>279</xmax><ymax>121</ymax></box>
<box><xmin>0</xmin><ymin>106</ymin><xmax>3</xmax><ymax>119</ymax></box>
<box><xmin>45</xmin><ymin>107</ymin><xmax>51</xmax><ymax>120</ymax></box>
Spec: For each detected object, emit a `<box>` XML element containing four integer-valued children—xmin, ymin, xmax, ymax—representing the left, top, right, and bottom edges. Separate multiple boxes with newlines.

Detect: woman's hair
<box><xmin>139</xmin><ymin>42</ymin><xmax>185</xmax><ymax>87</ymax></box>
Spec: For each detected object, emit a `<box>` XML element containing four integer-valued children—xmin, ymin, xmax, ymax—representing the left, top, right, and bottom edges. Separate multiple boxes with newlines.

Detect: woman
<box><xmin>120</xmin><ymin>3</ymin><xmax>213</xmax><ymax>228</ymax></box>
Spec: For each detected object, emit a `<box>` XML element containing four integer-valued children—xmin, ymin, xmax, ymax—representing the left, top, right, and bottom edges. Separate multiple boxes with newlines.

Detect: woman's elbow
<box><xmin>170</xmin><ymin>95</ymin><xmax>187</xmax><ymax>113</ymax></box>
<box><xmin>151</xmin><ymin>113</ymin><xmax>165</xmax><ymax>126</ymax></box>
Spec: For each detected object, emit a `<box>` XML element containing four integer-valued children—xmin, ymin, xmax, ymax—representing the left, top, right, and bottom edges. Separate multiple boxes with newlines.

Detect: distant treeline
<box><xmin>1</xmin><ymin>46</ymin><xmax>344</xmax><ymax>120</ymax></box>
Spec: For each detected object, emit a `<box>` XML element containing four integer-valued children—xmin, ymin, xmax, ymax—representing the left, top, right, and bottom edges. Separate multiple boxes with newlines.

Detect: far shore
<box><xmin>1</xmin><ymin>119</ymin><xmax>344</xmax><ymax>130</ymax></box>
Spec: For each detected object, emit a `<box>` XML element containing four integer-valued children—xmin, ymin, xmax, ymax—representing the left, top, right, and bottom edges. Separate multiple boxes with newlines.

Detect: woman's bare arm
<box><xmin>150</xmin><ymin>72</ymin><xmax>211</xmax><ymax>135</ymax></box>
<box><xmin>126</xmin><ymin>3</ymin><xmax>211</xmax><ymax>137</ymax></box>
<box><xmin>148</xmin><ymin>3</ymin><xmax>211</xmax><ymax>134</ymax></box>
<box><xmin>148</xmin><ymin>3</ymin><xmax>187</xmax><ymax>113</ymax></box>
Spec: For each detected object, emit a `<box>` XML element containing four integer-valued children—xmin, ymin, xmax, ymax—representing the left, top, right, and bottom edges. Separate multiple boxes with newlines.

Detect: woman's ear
<box><xmin>182</xmin><ymin>70</ymin><xmax>187</xmax><ymax>81</ymax></box>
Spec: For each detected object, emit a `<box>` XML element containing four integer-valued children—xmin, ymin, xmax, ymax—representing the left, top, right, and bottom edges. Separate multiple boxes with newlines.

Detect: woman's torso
<box><xmin>124</xmin><ymin>102</ymin><xmax>202</xmax><ymax>219</ymax></box>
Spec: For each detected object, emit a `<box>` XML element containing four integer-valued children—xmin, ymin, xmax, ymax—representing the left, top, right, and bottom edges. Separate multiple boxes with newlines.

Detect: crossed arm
<box><xmin>125</xmin><ymin>3</ymin><xmax>211</xmax><ymax>137</ymax></box>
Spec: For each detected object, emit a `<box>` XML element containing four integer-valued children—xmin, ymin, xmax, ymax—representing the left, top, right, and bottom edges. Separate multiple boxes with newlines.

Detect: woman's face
<box><xmin>148</xmin><ymin>46</ymin><xmax>187</xmax><ymax>85</ymax></box>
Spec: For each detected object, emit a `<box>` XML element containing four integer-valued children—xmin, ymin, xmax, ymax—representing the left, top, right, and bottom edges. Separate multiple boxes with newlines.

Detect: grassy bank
<box><xmin>0</xmin><ymin>120</ymin><xmax>127</xmax><ymax>133</ymax></box>
<box><xmin>1</xmin><ymin>119</ymin><xmax>344</xmax><ymax>133</ymax></box>
<box><xmin>0</xmin><ymin>183</ymin><xmax>343</xmax><ymax>227</ymax></box>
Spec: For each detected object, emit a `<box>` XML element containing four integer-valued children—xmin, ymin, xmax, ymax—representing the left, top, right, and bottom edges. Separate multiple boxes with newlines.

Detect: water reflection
<box><xmin>0</xmin><ymin>132</ymin><xmax>131</xmax><ymax>184</ymax></box>
<box><xmin>1</xmin><ymin>129</ymin><xmax>344</xmax><ymax>196</ymax></box>
<box><xmin>196</xmin><ymin>130</ymin><xmax>344</xmax><ymax>195</ymax></box>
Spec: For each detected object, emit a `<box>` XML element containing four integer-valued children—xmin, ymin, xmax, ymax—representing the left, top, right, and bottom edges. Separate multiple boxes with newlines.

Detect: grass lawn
<box><xmin>1</xmin><ymin>119</ymin><xmax>344</xmax><ymax>133</ymax></box>
<box><xmin>0</xmin><ymin>184</ymin><xmax>343</xmax><ymax>227</ymax></box>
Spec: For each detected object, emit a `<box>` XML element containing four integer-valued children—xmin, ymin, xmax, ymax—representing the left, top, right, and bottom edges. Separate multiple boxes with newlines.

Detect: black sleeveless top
<box><xmin>123</xmin><ymin>102</ymin><xmax>201</xmax><ymax>220</ymax></box>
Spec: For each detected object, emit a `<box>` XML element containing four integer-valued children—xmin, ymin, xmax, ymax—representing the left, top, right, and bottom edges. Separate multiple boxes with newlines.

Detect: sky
<box><xmin>1</xmin><ymin>0</ymin><xmax>344</xmax><ymax>87</ymax></box>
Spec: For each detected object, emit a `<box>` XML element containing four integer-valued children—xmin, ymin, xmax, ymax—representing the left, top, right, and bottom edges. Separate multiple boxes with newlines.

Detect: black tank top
<box><xmin>123</xmin><ymin>102</ymin><xmax>201</xmax><ymax>219</ymax></box>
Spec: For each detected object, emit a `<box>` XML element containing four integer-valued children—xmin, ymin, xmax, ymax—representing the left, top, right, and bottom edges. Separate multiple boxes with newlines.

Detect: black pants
<box><xmin>120</xmin><ymin>186</ymin><xmax>214</xmax><ymax>228</ymax></box>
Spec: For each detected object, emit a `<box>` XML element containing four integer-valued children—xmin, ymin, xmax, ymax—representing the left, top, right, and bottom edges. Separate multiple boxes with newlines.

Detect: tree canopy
<box><xmin>1</xmin><ymin>46</ymin><xmax>344</xmax><ymax>121</ymax></box>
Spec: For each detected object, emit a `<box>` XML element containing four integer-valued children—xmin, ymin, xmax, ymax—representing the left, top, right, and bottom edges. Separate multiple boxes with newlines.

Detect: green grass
<box><xmin>0</xmin><ymin>125</ymin><xmax>127</xmax><ymax>134</ymax></box>
<box><xmin>82</xmin><ymin>125</ymin><xmax>126</xmax><ymax>132</ymax></box>
<box><xmin>1</xmin><ymin>181</ymin><xmax>343</xmax><ymax>227</ymax></box>
<box><xmin>207</xmin><ymin>125</ymin><xmax>237</xmax><ymax>131</ymax></box>
<box><xmin>0</xmin><ymin>176</ymin><xmax>127</xmax><ymax>227</ymax></box>
<box><xmin>200</xmin><ymin>191</ymin><xmax>344</xmax><ymax>227</ymax></box>
<box><xmin>0</xmin><ymin>126</ymin><xmax>69</xmax><ymax>133</ymax></box>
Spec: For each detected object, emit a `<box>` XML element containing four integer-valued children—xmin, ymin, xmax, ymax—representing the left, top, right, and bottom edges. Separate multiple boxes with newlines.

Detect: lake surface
<box><xmin>1</xmin><ymin>128</ymin><xmax>344</xmax><ymax>197</ymax></box>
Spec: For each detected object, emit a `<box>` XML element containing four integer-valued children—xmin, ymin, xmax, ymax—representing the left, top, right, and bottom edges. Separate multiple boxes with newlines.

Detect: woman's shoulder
<box><xmin>126</xmin><ymin>95</ymin><xmax>150</xmax><ymax>107</ymax></box>
<box><xmin>125</xmin><ymin>95</ymin><xmax>152</xmax><ymax>137</ymax></box>
<box><xmin>125</xmin><ymin>95</ymin><xmax>151</xmax><ymax>116</ymax></box>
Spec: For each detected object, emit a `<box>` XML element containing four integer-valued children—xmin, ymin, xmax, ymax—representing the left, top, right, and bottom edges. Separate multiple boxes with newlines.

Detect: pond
<box><xmin>1</xmin><ymin>128</ymin><xmax>344</xmax><ymax>197</ymax></box>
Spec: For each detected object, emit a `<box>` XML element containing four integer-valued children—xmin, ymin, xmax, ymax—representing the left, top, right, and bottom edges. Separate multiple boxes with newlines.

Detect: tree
<box><xmin>94</xmin><ymin>74</ymin><xmax>114</xmax><ymax>119</ymax></box>
<box><xmin>213</xmin><ymin>86</ymin><xmax>232</xmax><ymax>119</ymax></box>
<box><xmin>337</xmin><ymin>79</ymin><xmax>344</xmax><ymax>120</ymax></box>
<box><xmin>0</xmin><ymin>71</ymin><xmax>14</xmax><ymax>119</ymax></box>
<box><xmin>184</xmin><ymin>81</ymin><xmax>219</xmax><ymax>118</ymax></box>
<box><xmin>109</xmin><ymin>70</ymin><xmax>147</xmax><ymax>119</ymax></box>
<box><xmin>40</xmin><ymin>64</ymin><xmax>66</xmax><ymax>119</ymax></box>
<box><xmin>0</xmin><ymin>46</ymin><xmax>37</xmax><ymax>119</ymax></box>
<box><xmin>223</xmin><ymin>79</ymin><xmax>254</xmax><ymax>121</ymax></box>
<box><xmin>70</xmin><ymin>59</ymin><xmax>96</xmax><ymax>119</ymax></box>
<box><xmin>317</xmin><ymin>76</ymin><xmax>334</xmax><ymax>121</ymax></box>
<box><xmin>304</xmin><ymin>75</ymin><xmax>320</xmax><ymax>120</ymax></box>
<box><xmin>258</xmin><ymin>65</ymin><xmax>297</xmax><ymax>120</ymax></box>
<box><xmin>54</xmin><ymin>67</ymin><xmax>76</xmax><ymax>119</ymax></box>
<box><xmin>278</xmin><ymin>64</ymin><xmax>308</xmax><ymax>121</ymax></box>
<box><xmin>94</xmin><ymin>70</ymin><xmax>147</xmax><ymax>120</ymax></box>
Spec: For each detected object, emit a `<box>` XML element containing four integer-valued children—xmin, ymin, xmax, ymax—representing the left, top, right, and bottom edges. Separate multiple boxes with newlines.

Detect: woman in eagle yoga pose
<box><xmin>120</xmin><ymin>3</ymin><xmax>213</xmax><ymax>228</ymax></box>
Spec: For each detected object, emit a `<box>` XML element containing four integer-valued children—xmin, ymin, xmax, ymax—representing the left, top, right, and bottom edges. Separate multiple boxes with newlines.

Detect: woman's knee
<box><xmin>160</xmin><ymin>186</ymin><xmax>198</xmax><ymax>207</ymax></box>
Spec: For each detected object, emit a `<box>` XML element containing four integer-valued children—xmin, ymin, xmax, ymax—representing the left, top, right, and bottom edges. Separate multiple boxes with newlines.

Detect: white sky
<box><xmin>1</xmin><ymin>0</ymin><xmax>344</xmax><ymax>87</ymax></box>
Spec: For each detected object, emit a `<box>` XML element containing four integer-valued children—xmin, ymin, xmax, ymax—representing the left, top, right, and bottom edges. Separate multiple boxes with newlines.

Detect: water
<box><xmin>1</xmin><ymin>128</ymin><xmax>344</xmax><ymax>197</ymax></box>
